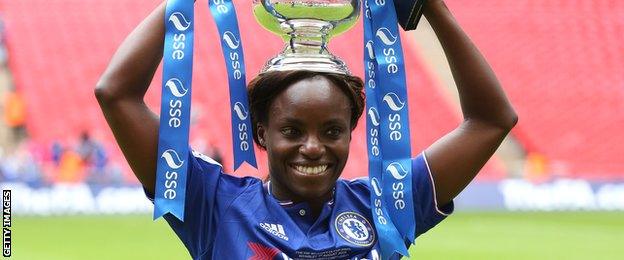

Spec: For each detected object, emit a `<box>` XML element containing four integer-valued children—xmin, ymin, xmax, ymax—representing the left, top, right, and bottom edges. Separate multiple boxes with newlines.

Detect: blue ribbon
<box><xmin>364</xmin><ymin>0</ymin><xmax>416</xmax><ymax>257</ymax></box>
<box><xmin>364</xmin><ymin>2</ymin><xmax>408</xmax><ymax>258</ymax></box>
<box><xmin>154</xmin><ymin>0</ymin><xmax>195</xmax><ymax>221</ymax></box>
<box><xmin>209</xmin><ymin>0</ymin><xmax>257</xmax><ymax>171</ymax></box>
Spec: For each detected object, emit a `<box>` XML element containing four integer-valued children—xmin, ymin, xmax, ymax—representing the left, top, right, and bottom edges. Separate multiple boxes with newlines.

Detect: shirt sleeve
<box><xmin>412</xmin><ymin>152</ymin><xmax>454</xmax><ymax>237</ymax></box>
<box><xmin>160</xmin><ymin>150</ymin><xmax>251</xmax><ymax>258</ymax></box>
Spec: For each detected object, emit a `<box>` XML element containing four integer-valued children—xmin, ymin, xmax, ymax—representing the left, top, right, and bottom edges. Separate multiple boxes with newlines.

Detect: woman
<box><xmin>96</xmin><ymin>0</ymin><xmax>517</xmax><ymax>259</ymax></box>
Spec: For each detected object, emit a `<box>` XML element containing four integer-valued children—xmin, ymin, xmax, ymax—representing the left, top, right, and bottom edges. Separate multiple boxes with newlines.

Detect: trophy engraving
<box><xmin>253</xmin><ymin>0</ymin><xmax>361</xmax><ymax>74</ymax></box>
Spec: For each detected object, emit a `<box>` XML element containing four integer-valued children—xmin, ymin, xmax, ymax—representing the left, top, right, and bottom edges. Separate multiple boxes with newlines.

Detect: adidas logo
<box><xmin>259</xmin><ymin>223</ymin><xmax>289</xmax><ymax>241</ymax></box>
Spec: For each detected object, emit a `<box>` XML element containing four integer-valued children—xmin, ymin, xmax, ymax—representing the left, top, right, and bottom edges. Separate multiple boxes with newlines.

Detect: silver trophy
<box><xmin>253</xmin><ymin>0</ymin><xmax>361</xmax><ymax>75</ymax></box>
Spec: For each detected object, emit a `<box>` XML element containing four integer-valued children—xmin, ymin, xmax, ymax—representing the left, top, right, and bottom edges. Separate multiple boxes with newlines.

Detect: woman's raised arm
<box><xmin>95</xmin><ymin>2</ymin><xmax>167</xmax><ymax>195</ymax></box>
<box><xmin>422</xmin><ymin>1</ymin><xmax>518</xmax><ymax>205</ymax></box>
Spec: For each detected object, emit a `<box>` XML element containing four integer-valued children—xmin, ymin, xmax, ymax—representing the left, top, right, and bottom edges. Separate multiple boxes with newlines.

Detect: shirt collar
<box><xmin>265</xmin><ymin>180</ymin><xmax>335</xmax><ymax>207</ymax></box>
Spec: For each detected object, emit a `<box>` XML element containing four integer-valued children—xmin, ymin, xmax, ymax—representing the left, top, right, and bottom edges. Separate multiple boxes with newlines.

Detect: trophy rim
<box><xmin>260</xmin><ymin>53</ymin><xmax>352</xmax><ymax>75</ymax></box>
<box><xmin>256</xmin><ymin>0</ymin><xmax>361</xmax><ymax>26</ymax></box>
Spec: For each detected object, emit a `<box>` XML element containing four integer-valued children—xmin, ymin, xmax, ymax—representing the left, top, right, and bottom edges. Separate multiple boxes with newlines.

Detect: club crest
<box><xmin>335</xmin><ymin>212</ymin><xmax>375</xmax><ymax>247</ymax></box>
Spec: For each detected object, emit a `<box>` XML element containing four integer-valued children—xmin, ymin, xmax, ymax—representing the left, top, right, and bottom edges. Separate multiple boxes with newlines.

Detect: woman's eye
<box><xmin>280</xmin><ymin>127</ymin><xmax>299</xmax><ymax>137</ymax></box>
<box><xmin>326</xmin><ymin>128</ymin><xmax>343</xmax><ymax>138</ymax></box>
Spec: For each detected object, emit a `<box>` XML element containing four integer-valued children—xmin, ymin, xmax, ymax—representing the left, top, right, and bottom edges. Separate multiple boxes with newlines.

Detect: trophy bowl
<box><xmin>253</xmin><ymin>0</ymin><xmax>361</xmax><ymax>74</ymax></box>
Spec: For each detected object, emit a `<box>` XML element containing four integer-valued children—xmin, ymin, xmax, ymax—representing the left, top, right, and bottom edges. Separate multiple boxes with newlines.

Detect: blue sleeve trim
<box><xmin>421</xmin><ymin>152</ymin><xmax>454</xmax><ymax>216</ymax></box>
<box><xmin>412</xmin><ymin>152</ymin><xmax>454</xmax><ymax>236</ymax></box>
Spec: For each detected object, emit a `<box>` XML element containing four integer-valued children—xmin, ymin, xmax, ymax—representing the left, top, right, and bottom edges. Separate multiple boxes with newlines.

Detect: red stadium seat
<box><xmin>1</xmin><ymin>0</ymin><xmax>505</xmax><ymax>181</ymax></box>
<box><xmin>445</xmin><ymin>0</ymin><xmax>624</xmax><ymax>180</ymax></box>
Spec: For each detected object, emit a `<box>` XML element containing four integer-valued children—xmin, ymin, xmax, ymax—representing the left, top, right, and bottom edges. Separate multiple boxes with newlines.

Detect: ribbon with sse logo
<box><xmin>363</xmin><ymin>4</ymin><xmax>407</xmax><ymax>256</ymax></box>
<box><xmin>364</xmin><ymin>0</ymin><xmax>417</xmax><ymax>258</ymax></box>
<box><xmin>155</xmin><ymin>0</ymin><xmax>257</xmax><ymax>222</ymax></box>
<box><xmin>154</xmin><ymin>0</ymin><xmax>195</xmax><ymax>220</ymax></box>
<box><xmin>208</xmin><ymin>0</ymin><xmax>257</xmax><ymax>171</ymax></box>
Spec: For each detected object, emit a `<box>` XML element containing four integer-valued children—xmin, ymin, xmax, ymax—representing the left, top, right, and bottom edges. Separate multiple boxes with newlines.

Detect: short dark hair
<box><xmin>248</xmin><ymin>70</ymin><xmax>365</xmax><ymax>149</ymax></box>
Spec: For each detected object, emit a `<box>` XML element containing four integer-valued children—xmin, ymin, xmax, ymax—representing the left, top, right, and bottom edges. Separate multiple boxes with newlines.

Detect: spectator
<box><xmin>0</xmin><ymin>139</ymin><xmax>43</xmax><ymax>184</ymax></box>
<box><xmin>77</xmin><ymin>131</ymin><xmax>97</xmax><ymax>164</ymax></box>
<box><xmin>0</xmin><ymin>14</ymin><xmax>8</xmax><ymax>66</ymax></box>
<box><xmin>77</xmin><ymin>131</ymin><xmax>111</xmax><ymax>184</ymax></box>
<box><xmin>56</xmin><ymin>148</ymin><xmax>84</xmax><ymax>183</ymax></box>
<box><xmin>3</xmin><ymin>89</ymin><xmax>27</xmax><ymax>140</ymax></box>
<box><xmin>51</xmin><ymin>141</ymin><xmax>63</xmax><ymax>166</ymax></box>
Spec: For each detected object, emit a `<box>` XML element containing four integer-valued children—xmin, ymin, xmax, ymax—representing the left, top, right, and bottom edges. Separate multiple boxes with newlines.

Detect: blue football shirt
<box><xmin>154</xmin><ymin>151</ymin><xmax>453</xmax><ymax>259</ymax></box>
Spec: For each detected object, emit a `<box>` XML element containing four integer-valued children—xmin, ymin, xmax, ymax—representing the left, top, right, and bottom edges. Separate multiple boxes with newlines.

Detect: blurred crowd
<box><xmin>0</xmin><ymin>15</ymin><xmax>226</xmax><ymax>187</ymax></box>
<box><xmin>0</xmin><ymin>132</ymin><xmax>126</xmax><ymax>187</ymax></box>
<box><xmin>0</xmin><ymin>14</ymin><xmax>127</xmax><ymax>187</ymax></box>
<box><xmin>0</xmin><ymin>132</ymin><xmax>227</xmax><ymax>187</ymax></box>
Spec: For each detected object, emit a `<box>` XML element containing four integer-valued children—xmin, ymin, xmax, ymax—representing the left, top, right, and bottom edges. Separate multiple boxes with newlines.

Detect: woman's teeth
<box><xmin>295</xmin><ymin>165</ymin><xmax>328</xmax><ymax>175</ymax></box>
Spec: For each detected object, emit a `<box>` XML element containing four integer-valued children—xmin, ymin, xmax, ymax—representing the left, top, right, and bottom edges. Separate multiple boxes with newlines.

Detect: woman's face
<box><xmin>258</xmin><ymin>76</ymin><xmax>352</xmax><ymax>201</ymax></box>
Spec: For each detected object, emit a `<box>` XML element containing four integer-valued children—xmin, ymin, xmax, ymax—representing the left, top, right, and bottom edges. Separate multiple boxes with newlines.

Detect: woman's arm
<box><xmin>422</xmin><ymin>1</ymin><xmax>518</xmax><ymax>205</ymax></box>
<box><xmin>94</xmin><ymin>2</ymin><xmax>167</xmax><ymax>195</ymax></box>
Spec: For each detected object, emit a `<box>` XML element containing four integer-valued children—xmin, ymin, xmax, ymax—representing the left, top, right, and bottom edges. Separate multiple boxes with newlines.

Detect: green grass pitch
<box><xmin>13</xmin><ymin>212</ymin><xmax>624</xmax><ymax>259</ymax></box>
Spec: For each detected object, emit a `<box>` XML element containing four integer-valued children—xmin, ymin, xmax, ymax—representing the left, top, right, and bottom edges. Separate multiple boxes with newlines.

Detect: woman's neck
<box><xmin>268</xmin><ymin>180</ymin><xmax>334</xmax><ymax>218</ymax></box>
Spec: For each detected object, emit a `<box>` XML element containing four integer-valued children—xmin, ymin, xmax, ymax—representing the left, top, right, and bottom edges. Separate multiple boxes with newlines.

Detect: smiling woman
<box><xmin>248</xmin><ymin>71</ymin><xmax>365</xmax><ymax>216</ymax></box>
<box><xmin>95</xmin><ymin>0</ymin><xmax>516</xmax><ymax>259</ymax></box>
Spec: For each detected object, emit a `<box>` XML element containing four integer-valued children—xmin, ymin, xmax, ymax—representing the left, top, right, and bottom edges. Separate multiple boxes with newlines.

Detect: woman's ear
<box><xmin>257</xmin><ymin>123</ymin><xmax>266</xmax><ymax>148</ymax></box>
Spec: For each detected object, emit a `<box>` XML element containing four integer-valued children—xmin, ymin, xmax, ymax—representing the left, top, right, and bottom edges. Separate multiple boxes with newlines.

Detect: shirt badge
<box><xmin>334</xmin><ymin>212</ymin><xmax>376</xmax><ymax>247</ymax></box>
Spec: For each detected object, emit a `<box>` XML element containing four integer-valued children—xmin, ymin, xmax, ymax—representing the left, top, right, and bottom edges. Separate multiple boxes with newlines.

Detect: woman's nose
<box><xmin>299</xmin><ymin>136</ymin><xmax>325</xmax><ymax>159</ymax></box>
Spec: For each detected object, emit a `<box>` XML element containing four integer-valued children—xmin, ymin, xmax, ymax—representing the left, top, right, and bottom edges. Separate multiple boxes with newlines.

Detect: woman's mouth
<box><xmin>292</xmin><ymin>164</ymin><xmax>329</xmax><ymax>175</ymax></box>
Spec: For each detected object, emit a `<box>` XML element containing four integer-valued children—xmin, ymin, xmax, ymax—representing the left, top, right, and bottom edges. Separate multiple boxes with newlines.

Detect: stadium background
<box><xmin>0</xmin><ymin>0</ymin><xmax>622</xmax><ymax>259</ymax></box>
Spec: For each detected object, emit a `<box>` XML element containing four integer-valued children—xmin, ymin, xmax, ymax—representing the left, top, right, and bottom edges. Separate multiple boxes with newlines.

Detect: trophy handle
<box><xmin>261</xmin><ymin>0</ymin><xmax>286</xmax><ymax>20</ymax></box>
<box><xmin>332</xmin><ymin>0</ymin><xmax>360</xmax><ymax>28</ymax></box>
